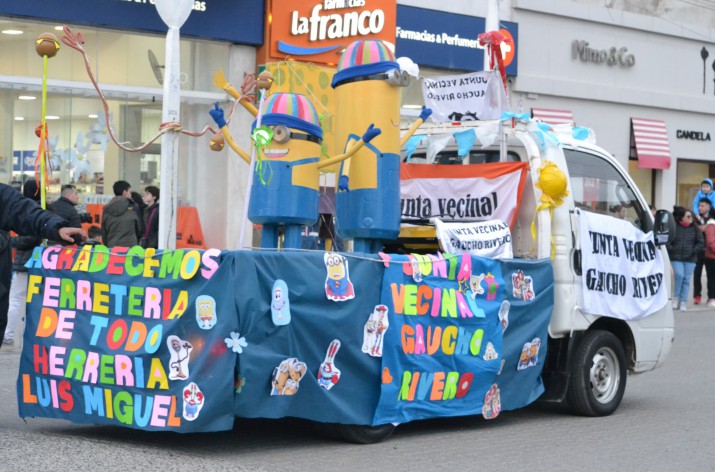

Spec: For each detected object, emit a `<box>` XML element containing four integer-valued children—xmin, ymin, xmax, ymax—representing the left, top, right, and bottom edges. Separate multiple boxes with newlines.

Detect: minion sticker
<box><xmin>271</xmin><ymin>279</ymin><xmax>291</xmax><ymax>326</ymax></box>
<box><xmin>271</xmin><ymin>358</ymin><xmax>307</xmax><ymax>396</ymax></box>
<box><xmin>195</xmin><ymin>295</ymin><xmax>217</xmax><ymax>330</ymax></box>
<box><xmin>332</xmin><ymin>40</ymin><xmax>432</xmax><ymax>253</ymax></box>
<box><xmin>210</xmin><ymin>89</ymin><xmax>380</xmax><ymax>249</ymax></box>
<box><xmin>324</xmin><ymin>252</ymin><xmax>355</xmax><ymax>301</ymax></box>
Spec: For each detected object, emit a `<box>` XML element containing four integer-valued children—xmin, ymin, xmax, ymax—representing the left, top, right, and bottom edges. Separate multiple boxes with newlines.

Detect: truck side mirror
<box><xmin>653</xmin><ymin>209</ymin><xmax>674</xmax><ymax>246</ymax></box>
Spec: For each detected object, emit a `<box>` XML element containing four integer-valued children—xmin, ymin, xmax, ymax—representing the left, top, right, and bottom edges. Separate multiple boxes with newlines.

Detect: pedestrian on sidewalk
<box><xmin>703</xmin><ymin>211</ymin><xmax>715</xmax><ymax>308</ymax></box>
<box><xmin>692</xmin><ymin>178</ymin><xmax>715</xmax><ymax>215</ymax></box>
<box><xmin>668</xmin><ymin>206</ymin><xmax>703</xmax><ymax>311</ymax></box>
<box><xmin>693</xmin><ymin>198</ymin><xmax>711</xmax><ymax>304</ymax></box>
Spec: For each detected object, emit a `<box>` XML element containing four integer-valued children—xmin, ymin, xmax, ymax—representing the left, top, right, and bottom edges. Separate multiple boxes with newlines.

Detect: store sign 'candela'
<box><xmin>572</xmin><ymin>40</ymin><xmax>635</xmax><ymax>67</ymax></box>
<box><xmin>676</xmin><ymin>129</ymin><xmax>712</xmax><ymax>141</ymax></box>
<box><xmin>267</xmin><ymin>0</ymin><xmax>396</xmax><ymax>65</ymax></box>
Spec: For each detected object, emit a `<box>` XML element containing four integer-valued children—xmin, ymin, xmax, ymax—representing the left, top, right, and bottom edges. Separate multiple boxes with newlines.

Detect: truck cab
<box><xmin>397</xmin><ymin>119</ymin><xmax>675</xmax><ymax>416</ymax></box>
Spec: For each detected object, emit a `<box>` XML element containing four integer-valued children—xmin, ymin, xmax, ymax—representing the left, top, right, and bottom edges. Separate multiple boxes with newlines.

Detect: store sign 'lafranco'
<box><xmin>268</xmin><ymin>0</ymin><xmax>397</xmax><ymax>65</ymax></box>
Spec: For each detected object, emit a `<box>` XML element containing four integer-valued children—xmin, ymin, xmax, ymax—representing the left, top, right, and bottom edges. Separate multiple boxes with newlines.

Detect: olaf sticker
<box><xmin>317</xmin><ymin>339</ymin><xmax>342</xmax><ymax>391</ymax></box>
<box><xmin>183</xmin><ymin>382</ymin><xmax>205</xmax><ymax>421</ymax></box>
<box><xmin>166</xmin><ymin>335</ymin><xmax>193</xmax><ymax>381</ymax></box>
<box><xmin>271</xmin><ymin>279</ymin><xmax>291</xmax><ymax>326</ymax></box>
<box><xmin>195</xmin><ymin>294</ymin><xmax>217</xmax><ymax>330</ymax></box>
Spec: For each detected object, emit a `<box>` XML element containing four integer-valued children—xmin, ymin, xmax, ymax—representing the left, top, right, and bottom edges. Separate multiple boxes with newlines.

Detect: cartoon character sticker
<box><xmin>362</xmin><ymin>305</ymin><xmax>389</xmax><ymax>357</ymax></box>
<box><xmin>166</xmin><ymin>335</ymin><xmax>193</xmax><ymax>380</ymax></box>
<box><xmin>517</xmin><ymin>338</ymin><xmax>542</xmax><ymax>371</ymax></box>
<box><xmin>183</xmin><ymin>382</ymin><xmax>205</xmax><ymax>421</ymax></box>
<box><xmin>512</xmin><ymin>270</ymin><xmax>535</xmax><ymax>302</ymax></box>
<box><xmin>324</xmin><ymin>252</ymin><xmax>355</xmax><ymax>301</ymax></box>
<box><xmin>271</xmin><ymin>279</ymin><xmax>291</xmax><ymax>326</ymax></box>
<box><xmin>409</xmin><ymin>255</ymin><xmax>423</xmax><ymax>283</ymax></box>
<box><xmin>482</xmin><ymin>384</ymin><xmax>501</xmax><ymax>420</ymax></box>
<box><xmin>498</xmin><ymin>300</ymin><xmax>510</xmax><ymax>332</ymax></box>
<box><xmin>317</xmin><ymin>340</ymin><xmax>342</xmax><ymax>391</ymax></box>
<box><xmin>483</xmin><ymin>342</ymin><xmax>499</xmax><ymax>361</ymax></box>
<box><xmin>483</xmin><ymin>273</ymin><xmax>500</xmax><ymax>301</ymax></box>
<box><xmin>195</xmin><ymin>294</ymin><xmax>217</xmax><ymax>329</ymax></box>
<box><xmin>469</xmin><ymin>273</ymin><xmax>486</xmax><ymax>299</ymax></box>
<box><xmin>271</xmin><ymin>358</ymin><xmax>307</xmax><ymax>396</ymax></box>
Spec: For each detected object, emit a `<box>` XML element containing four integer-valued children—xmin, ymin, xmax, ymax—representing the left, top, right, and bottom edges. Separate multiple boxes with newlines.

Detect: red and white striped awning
<box><xmin>631</xmin><ymin>118</ymin><xmax>671</xmax><ymax>170</ymax></box>
<box><xmin>531</xmin><ymin>108</ymin><xmax>574</xmax><ymax>126</ymax></box>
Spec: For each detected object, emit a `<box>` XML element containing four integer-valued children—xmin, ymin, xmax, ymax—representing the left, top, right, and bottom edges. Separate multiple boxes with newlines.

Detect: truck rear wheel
<box><xmin>567</xmin><ymin>330</ymin><xmax>626</xmax><ymax>417</ymax></box>
<box><xmin>329</xmin><ymin>423</ymin><xmax>396</xmax><ymax>444</ymax></box>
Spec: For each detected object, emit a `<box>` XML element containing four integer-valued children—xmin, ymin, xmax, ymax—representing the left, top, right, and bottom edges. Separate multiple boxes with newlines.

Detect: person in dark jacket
<box><xmin>102</xmin><ymin>180</ymin><xmax>141</xmax><ymax>248</ymax></box>
<box><xmin>141</xmin><ymin>186</ymin><xmax>160</xmax><ymax>249</ymax></box>
<box><xmin>131</xmin><ymin>191</ymin><xmax>147</xmax><ymax>237</ymax></box>
<box><xmin>667</xmin><ymin>206</ymin><xmax>704</xmax><ymax>311</ymax></box>
<box><xmin>4</xmin><ymin>181</ymin><xmax>44</xmax><ymax>347</ymax></box>
<box><xmin>0</xmin><ymin>182</ymin><xmax>86</xmax><ymax>348</ymax></box>
<box><xmin>693</xmin><ymin>197</ymin><xmax>711</xmax><ymax>304</ymax></box>
<box><xmin>48</xmin><ymin>184</ymin><xmax>82</xmax><ymax>245</ymax></box>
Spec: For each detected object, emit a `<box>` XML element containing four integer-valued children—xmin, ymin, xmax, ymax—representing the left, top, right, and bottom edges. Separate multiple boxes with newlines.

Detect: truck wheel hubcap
<box><xmin>589</xmin><ymin>346</ymin><xmax>619</xmax><ymax>404</ymax></box>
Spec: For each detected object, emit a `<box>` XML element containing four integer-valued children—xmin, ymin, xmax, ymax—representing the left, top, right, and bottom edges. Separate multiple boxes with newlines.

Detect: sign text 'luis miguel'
<box><xmin>263</xmin><ymin>0</ymin><xmax>397</xmax><ymax>65</ymax></box>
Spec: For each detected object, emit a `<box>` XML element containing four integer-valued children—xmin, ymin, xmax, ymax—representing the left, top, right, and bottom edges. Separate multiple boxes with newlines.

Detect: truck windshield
<box><xmin>564</xmin><ymin>148</ymin><xmax>652</xmax><ymax>232</ymax></box>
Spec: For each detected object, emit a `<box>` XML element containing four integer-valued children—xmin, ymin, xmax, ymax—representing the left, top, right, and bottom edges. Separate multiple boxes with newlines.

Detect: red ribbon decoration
<box><xmin>478</xmin><ymin>30</ymin><xmax>512</xmax><ymax>95</ymax></box>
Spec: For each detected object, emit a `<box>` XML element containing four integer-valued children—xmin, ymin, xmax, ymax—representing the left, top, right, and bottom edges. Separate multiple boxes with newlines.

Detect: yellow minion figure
<box><xmin>331</xmin><ymin>40</ymin><xmax>432</xmax><ymax>253</ymax></box>
<box><xmin>209</xmin><ymin>92</ymin><xmax>380</xmax><ymax>248</ymax></box>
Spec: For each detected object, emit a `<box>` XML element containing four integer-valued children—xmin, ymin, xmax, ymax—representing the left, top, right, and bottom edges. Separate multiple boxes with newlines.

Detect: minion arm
<box><xmin>400</xmin><ymin>107</ymin><xmax>433</xmax><ymax>148</ymax></box>
<box><xmin>400</xmin><ymin>117</ymin><xmax>426</xmax><ymax>149</ymax></box>
<box><xmin>219</xmin><ymin>126</ymin><xmax>251</xmax><ymax>164</ymax></box>
<box><xmin>316</xmin><ymin>139</ymin><xmax>367</xmax><ymax>170</ymax></box>
<box><xmin>213</xmin><ymin>69</ymin><xmax>259</xmax><ymax>117</ymax></box>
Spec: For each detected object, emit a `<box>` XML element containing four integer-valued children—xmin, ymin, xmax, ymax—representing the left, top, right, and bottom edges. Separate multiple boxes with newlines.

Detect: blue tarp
<box><xmin>17</xmin><ymin>248</ymin><xmax>552</xmax><ymax>432</ymax></box>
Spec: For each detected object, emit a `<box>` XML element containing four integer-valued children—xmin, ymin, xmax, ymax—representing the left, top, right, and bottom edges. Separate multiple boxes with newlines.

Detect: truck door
<box><xmin>563</xmin><ymin>147</ymin><xmax>671</xmax><ymax>369</ymax></box>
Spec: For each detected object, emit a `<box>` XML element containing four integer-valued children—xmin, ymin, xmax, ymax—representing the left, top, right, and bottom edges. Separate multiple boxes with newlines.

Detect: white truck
<box><xmin>393</xmin><ymin>118</ymin><xmax>674</xmax><ymax>418</ymax></box>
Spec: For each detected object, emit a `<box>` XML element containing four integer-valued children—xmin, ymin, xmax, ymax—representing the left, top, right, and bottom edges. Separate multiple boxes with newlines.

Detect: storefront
<box><xmin>511</xmin><ymin>0</ymin><xmax>715</xmax><ymax>211</ymax></box>
<box><xmin>0</xmin><ymin>0</ymin><xmax>264</xmax><ymax>249</ymax></box>
<box><xmin>395</xmin><ymin>4</ymin><xmax>518</xmax><ymax>117</ymax></box>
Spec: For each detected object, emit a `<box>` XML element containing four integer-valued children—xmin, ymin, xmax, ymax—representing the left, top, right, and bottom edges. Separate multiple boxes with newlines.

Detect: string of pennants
<box><xmin>404</xmin><ymin>114</ymin><xmax>596</xmax><ymax>163</ymax></box>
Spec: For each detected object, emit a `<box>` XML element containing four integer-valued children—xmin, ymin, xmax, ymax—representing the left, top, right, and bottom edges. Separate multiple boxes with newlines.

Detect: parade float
<box><xmin>16</xmin><ymin>0</ymin><xmax>674</xmax><ymax>444</ymax></box>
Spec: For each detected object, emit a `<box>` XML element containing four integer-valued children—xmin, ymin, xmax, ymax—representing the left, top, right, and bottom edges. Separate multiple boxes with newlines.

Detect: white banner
<box><xmin>422</xmin><ymin>70</ymin><xmax>508</xmax><ymax>122</ymax></box>
<box><xmin>578</xmin><ymin>210</ymin><xmax>667</xmax><ymax>320</ymax></box>
<box><xmin>400</xmin><ymin>163</ymin><xmax>528</xmax><ymax>224</ymax></box>
<box><xmin>435</xmin><ymin>218</ymin><xmax>513</xmax><ymax>259</ymax></box>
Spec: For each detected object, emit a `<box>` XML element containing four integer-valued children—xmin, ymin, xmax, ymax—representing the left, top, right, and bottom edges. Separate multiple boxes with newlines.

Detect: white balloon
<box><xmin>154</xmin><ymin>0</ymin><xmax>194</xmax><ymax>29</ymax></box>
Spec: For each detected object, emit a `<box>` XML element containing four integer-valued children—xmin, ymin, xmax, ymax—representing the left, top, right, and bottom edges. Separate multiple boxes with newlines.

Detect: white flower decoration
<box><xmin>225</xmin><ymin>332</ymin><xmax>247</xmax><ymax>354</ymax></box>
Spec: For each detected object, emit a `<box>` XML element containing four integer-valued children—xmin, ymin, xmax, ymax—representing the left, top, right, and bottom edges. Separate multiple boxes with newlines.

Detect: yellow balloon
<box><xmin>536</xmin><ymin>161</ymin><xmax>569</xmax><ymax>207</ymax></box>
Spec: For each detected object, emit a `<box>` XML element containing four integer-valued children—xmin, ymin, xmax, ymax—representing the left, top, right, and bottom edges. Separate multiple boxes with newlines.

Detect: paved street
<box><xmin>0</xmin><ymin>307</ymin><xmax>712</xmax><ymax>472</ymax></box>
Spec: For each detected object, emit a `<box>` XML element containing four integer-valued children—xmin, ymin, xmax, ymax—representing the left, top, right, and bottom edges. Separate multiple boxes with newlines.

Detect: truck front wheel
<box><xmin>567</xmin><ymin>330</ymin><xmax>627</xmax><ymax>417</ymax></box>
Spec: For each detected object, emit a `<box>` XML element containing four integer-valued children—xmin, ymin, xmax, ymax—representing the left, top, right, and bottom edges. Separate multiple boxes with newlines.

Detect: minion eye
<box><xmin>273</xmin><ymin>125</ymin><xmax>290</xmax><ymax>143</ymax></box>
